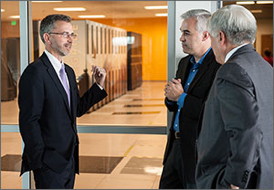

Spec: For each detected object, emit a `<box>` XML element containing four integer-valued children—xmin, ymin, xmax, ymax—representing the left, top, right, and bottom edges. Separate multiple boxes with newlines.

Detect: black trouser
<box><xmin>159</xmin><ymin>140</ymin><xmax>196</xmax><ymax>189</ymax></box>
<box><xmin>33</xmin><ymin>156</ymin><xmax>75</xmax><ymax>189</ymax></box>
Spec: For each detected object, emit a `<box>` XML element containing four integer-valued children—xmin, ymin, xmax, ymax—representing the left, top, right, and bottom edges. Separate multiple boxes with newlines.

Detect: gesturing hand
<box><xmin>92</xmin><ymin>65</ymin><xmax>106</xmax><ymax>88</ymax></box>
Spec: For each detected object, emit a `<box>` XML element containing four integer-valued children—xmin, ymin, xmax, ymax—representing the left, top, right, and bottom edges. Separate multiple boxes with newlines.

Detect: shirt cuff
<box><xmin>96</xmin><ymin>83</ymin><xmax>104</xmax><ymax>90</ymax></box>
<box><xmin>166</xmin><ymin>98</ymin><xmax>176</xmax><ymax>106</ymax></box>
<box><xmin>177</xmin><ymin>93</ymin><xmax>187</xmax><ymax>108</ymax></box>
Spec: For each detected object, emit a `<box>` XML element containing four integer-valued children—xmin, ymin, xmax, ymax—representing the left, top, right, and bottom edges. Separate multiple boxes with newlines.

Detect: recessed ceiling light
<box><xmin>155</xmin><ymin>13</ymin><xmax>168</xmax><ymax>17</ymax></box>
<box><xmin>250</xmin><ymin>9</ymin><xmax>263</xmax><ymax>13</ymax></box>
<box><xmin>32</xmin><ymin>1</ymin><xmax>63</xmax><ymax>2</ymax></box>
<box><xmin>78</xmin><ymin>15</ymin><xmax>106</xmax><ymax>18</ymax></box>
<box><xmin>256</xmin><ymin>1</ymin><xmax>273</xmax><ymax>4</ymax></box>
<box><xmin>54</xmin><ymin>7</ymin><xmax>86</xmax><ymax>11</ymax></box>
<box><xmin>1</xmin><ymin>9</ymin><xmax>5</xmax><ymax>12</ymax></box>
<box><xmin>145</xmin><ymin>6</ymin><xmax>168</xmax><ymax>10</ymax></box>
<box><xmin>9</xmin><ymin>15</ymin><xmax>20</xmax><ymax>19</ymax></box>
<box><xmin>236</xmin><ymin>1</ymin><xmax>255</xmax><ymax>4</ymax></box>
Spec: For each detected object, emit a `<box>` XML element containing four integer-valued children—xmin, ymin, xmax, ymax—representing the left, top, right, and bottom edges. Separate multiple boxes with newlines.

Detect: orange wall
<box><xmin>90</xmin><ymin>17</ymin><xmax>167</xmax><ymax>81</ymax></box>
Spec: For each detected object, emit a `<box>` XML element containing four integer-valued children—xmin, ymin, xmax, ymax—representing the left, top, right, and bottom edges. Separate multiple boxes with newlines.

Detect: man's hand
<box><xmin>230</xmin><ymin>184</ymin><xmax>239</xmax><ymax>189</ymax></box>
<box><xmin>92</xmin><ymin>65</ymin><xmax>106</xmax><ymax>88</ymax></box>
<box><xmin>164</xmin><ymin>78</ymin><xmax>184</xmax><ymax>101</ymax></box>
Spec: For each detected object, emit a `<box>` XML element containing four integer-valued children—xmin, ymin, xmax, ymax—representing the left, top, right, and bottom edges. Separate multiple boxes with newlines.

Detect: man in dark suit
<box><xmin>196</xmin><ymin>5</ymin><xmax>273</xmax><ymax>189</ymax></box>
<box><xmin>18</xmin><ymin>14</ymin><xmax>107</xmax><ymax>189</ymax></box>
<box><xmin>159</xmin><ymin>9</ymin><xmax>220</xmax><ymax>189</ymax></box>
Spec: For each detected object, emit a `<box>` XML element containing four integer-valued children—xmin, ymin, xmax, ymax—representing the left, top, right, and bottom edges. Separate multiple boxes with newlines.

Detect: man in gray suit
<box><xmin>196</xmin><ymin>5</ymin><xmax>273</xmax><ymax>189</ymax></box>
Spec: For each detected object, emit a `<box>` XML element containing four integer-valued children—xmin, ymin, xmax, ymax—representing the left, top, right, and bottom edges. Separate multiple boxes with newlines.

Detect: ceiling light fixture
<box><xmin>9</xmin><ymin>15</ymin><xmax>20</xmax><ymax>19</ymax></box>
<box><xmin>256</xmin><ymin>1</ymin><xmax>273</xmax><ymax>4</ymax></box>
<box><xmin>145</xmin><ymin>6</ymin><xmax>168</xmax><ymax>10</ymax></box>
<box><xmin>54</xmin><ymin>7</ymin><xmax>86</xmax><ymax>11</ymax></box>
<box><xmin>32</xmin><ymin>1</ymin><xmax>63</xmax><ymax>2</ymax></box>
<box><xmin>78</xmin><ymin>15</ymin><xmax>106</xmax><ymax>18</ymax></box>
<box><xmin>1</xmin><ymin>9</ymin><xmax>5</xmax><ymax>12</ymax></box>
<box><xmin>155</xmin><ymin>13</ymin><xmax>168</xmax><ymax>17</ymax></box>
<box><xmin>236</xmin><ymin>1</ymin><xmax>255</xmax><ymax>4</ymax></box>
<box><xmin>250</xmin><ymin>9</ymin><xmax>263</xmax><ymax>13</ymax></box>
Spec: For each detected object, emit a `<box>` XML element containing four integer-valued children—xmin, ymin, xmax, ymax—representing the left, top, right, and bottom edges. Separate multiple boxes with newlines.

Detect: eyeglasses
<box><xmin>48</xmin><ymin>32</ymin><xmax>77</xmax><ymax>39</ymax></box>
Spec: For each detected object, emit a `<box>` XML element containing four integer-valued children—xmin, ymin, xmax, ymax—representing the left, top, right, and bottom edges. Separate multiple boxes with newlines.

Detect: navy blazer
<box><xmin>18</xmin><ymin>53</ymin><xmax>107</xmax><ymax>174</ymax></box>
<box><xmin>163</xmin><ymin>49</ymin><xmax>221</xmax><ymax>183</ymax></box>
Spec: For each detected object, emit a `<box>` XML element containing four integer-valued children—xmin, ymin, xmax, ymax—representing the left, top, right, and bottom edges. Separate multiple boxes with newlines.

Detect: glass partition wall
<box><xmin>1</xmin><ymin>1</ymin><xmax>168</xmax><ymax>189</ymax></box>
<box><xmin>2</xmin><ymin>1</ymin><xmax>271</xmax><ymax>189</ymax></box>
<box><xmin>1</xmin><ymin>1</ymin><xmax>22</xmax><ymax>189</ymax></box>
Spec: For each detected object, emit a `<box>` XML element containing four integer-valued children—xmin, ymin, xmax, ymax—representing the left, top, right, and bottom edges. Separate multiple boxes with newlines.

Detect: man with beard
<box><xmin>18</xmin><ymin>14</ymin><xmax>107</xmax><ymax>189</ymax></box>
<box><xmin>159</xmin><ymin>9</ymin><xmax>220</xmax><ymax>189</ymax></box>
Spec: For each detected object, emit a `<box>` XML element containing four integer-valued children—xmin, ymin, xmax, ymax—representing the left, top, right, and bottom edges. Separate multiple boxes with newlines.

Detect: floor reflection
<box><xmin>1</xmin><ymin>81</ymin><xmax>167</xmax><ymax>189</ymax></box>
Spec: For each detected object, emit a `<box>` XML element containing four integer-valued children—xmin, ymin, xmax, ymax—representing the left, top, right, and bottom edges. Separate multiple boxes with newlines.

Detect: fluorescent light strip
<box><xmin>145</xmin><ymin>6</ymin><xmax>168</xmax><ymax>10</ymax></box>
<box><xmin>256</xmin><ymin>1</ymin><xmax>273</xmax><ymax>4</ymax></box>
<box><xmin>250</xmin><ymin>9</ymin><xmax>263</xmax><ymax>13</ymax></box>
<box><xmin>236</xmin><ymin>1</ymin><xmax>255</xmax><ymax>4</ymax></box>
<box><xmin>32</xmin><ymin>1</ymin><xmax>63</xmax><ymax>2</ymax></box>
<box><xmin>54</xmin><ymin>7</ymin><xmax>86</xmax><ymax>11</ymax></box>
<box><xmin>78</xmin><ymin>15</ymin><xmax>106</xmax><ymax>18</ymax></box>
<box><xmin>10</xmin><ymin>15</ymin><xmax>20</xmax><ymax>19</ymax></box>
<box><xmin>155</xmin><ymin>13</ymin><xmax>168</xmax><ymax>17</ymax></box>
<box><xmin>1</xmin><ymin>9</ymin><xmax>5</xmax><ymax>12</ymax></box>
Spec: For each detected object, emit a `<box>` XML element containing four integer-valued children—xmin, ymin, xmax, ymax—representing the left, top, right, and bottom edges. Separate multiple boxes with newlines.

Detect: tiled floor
<box><xmin>1</xmin><ymin>81</ymin><xmax>168</xmax><ymax>189</ymax></box>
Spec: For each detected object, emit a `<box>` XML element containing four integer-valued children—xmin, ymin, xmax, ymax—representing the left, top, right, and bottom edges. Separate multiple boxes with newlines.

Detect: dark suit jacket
<box><xmin>163</xmin><ymin>49</ymin><xmax>220</xmax><ymax>183</ymax></box>
<box><xmin>18</xmin><ymin>52</ymin><xmax>107</xmax><ymax>175</ymax></box>
<box><xmin>196</xmin><ymin>44</ymin><xmax>273</xmax><ymax>189</ymax></box>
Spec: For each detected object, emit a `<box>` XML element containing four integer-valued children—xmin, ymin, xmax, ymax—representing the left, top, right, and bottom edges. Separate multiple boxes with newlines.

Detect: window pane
<box><xmin>1</xmin><ymin>1</ymin><xmax>20</xmax><ymax>125</ymax></box>
<box><xmin>1</xmin><ymin>1</ymin><xmax>22</xmax><ymax>188</ymax></box>
<box><xmin>73</xmin><ymin>133</ymin><xmax>166</xmax><ymax>189</ymax></box>
<box><xmin>0</xmin><ymin>1</ymin><xmax>168</xmax><ymax>127</ymax></box>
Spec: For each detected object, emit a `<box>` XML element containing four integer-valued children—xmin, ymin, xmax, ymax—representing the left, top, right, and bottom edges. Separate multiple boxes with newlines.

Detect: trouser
<box><xmin>33</xmin><ymin>156</ymin><xmax>75</xmax><ymax>189</ymax></box>
<box><xmin>159</xmin><ymin>140</ymin><xmax>196</xmax><ymax>189</ymax></box>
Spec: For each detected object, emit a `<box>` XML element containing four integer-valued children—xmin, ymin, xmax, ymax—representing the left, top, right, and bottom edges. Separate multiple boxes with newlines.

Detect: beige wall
<box><xmin>255</xmin><ymin>19</ymin><xmax>273</xmax><ymax>55</ymax></box>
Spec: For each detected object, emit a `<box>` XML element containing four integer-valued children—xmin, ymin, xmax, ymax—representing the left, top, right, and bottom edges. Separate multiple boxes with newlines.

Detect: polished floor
<box><xmin>1</xmin><ymin>81</ymin><xmax>168</xmax><ymax>189</ymax></box>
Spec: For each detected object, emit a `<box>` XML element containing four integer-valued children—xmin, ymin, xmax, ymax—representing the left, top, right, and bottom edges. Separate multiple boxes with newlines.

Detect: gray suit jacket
<box><xmin>196</xmin><ymin>44</ymin><xmax>273</xmax><ymax>189</ymax></box>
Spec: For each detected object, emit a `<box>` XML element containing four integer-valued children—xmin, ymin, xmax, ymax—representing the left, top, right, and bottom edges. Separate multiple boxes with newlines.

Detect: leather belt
<box><xmin>174</xmin><ymin>131</ymin><xmax>181</xmax><ymax>139</ymax></box>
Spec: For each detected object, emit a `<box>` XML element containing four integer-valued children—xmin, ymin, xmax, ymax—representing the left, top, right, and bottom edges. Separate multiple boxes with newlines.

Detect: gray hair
<box><xmin>181</xmin><ymin>9</ymin><xmax>211</xmax><ymax>33</ymax></box>
<box><xmin>208</xmin><ymin>4</ymin><xmax>257</xmax><ymax>45</ymax></box>
<box><xmin>40</xmin><ymin>14</ymin><xmax>71</xmax><ymax>43</ymax></box>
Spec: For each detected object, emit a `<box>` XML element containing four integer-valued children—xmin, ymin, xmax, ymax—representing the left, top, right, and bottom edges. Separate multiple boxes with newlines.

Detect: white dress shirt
<box><xmin>224</xmin><ymin>43</ymin><xmax>248</xmax><ymax>63</ymax></box>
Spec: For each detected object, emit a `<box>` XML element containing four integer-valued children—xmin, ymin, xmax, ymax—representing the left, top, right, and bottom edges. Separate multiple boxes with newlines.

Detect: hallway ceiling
<box><xmin>223</xmin><ymin>1</ymin><xmax>273</xmax><ymax>19</ymax></box>
<box><xmin>1</xmin><ymin>1</ymin><xmax>168</xmax><ymax>20</ymax></box>
<box><xmin>1</xmin><ymin>1</ymin><xmax>272</xmax><ymax>21</ymax></box>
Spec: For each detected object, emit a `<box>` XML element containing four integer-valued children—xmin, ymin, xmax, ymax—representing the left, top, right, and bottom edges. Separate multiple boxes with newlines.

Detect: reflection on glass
<box><xmin>75</xmin><ymin>133</ymin><xmax>166</xmax><ymax>188</ymax></box>
<box><xmin>1</xmin><ymin>1</ymin><xmax>21</xmax><ymax>188</ymax></box>
<box><xmin>1</xmin><ymin>1</ymin><xmax>20</xmax><ymax>121</ymax></box>
<box><xmin>1</xmin><ymin>133</ymin><xmax>22</xmax><ymax>189</ymax></box>
<box><xmin>1</xmin><ymin>1</ymin><xmax>168</xmax><ymax>126</ymax></box>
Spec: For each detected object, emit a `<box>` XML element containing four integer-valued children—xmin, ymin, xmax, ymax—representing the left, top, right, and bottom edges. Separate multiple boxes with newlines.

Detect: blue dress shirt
<box><xmin>169</xmin><ymin>48</ymin><xmax>211</xmax><ymax>132</ymax></box>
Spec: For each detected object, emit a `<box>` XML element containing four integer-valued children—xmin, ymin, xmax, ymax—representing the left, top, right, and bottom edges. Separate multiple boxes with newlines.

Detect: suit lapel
<box><xmin>64</xmin><ymin>65</ymin><xmax>78</xmax><ymax>134</ymax></box>
<box><xmin>176</xmin><ymin>56</ymin><xmax>192</xmax><ymax>86</ymax></box>
<box><xmin>65</xmin><ymin>66</ymin><xmax>77</xmax><ymax>117</ymax></box>
<box><xmin>40</xmin><ymin>53</ymin><xmax>72</xmax><ymax>118</ymax></box>
<box><xmin>187</xmin><ymin>50</ymin><xmax>213</xmax><ymax>92</ymax></box>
